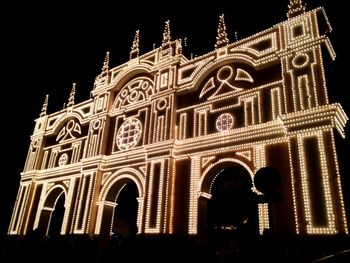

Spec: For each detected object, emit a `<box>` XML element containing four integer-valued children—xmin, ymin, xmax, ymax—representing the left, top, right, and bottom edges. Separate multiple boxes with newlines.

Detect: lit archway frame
<box><xmin>200</xmin><ymin>158</ymin><xmax>255</xmax><ymax>195</ymax></box>
<box><xmin>111</xmin><ymin>76</ymin><xmax>155</xmax><ymax>111</ymax></box>
<box><xmin>190</xmin><ymin>53</ymin><xmax>257</xmax><ymax>95</ymax></box>
<box><xmin>189</xmin><ymin>157</ymin><xmax>257</xmax><ymax>235</ymax></box>
<box><xmin>95</xmin><ymin>168</ymin><xmax>145</xmax><ymax>236</ymax></box>
<box><xmin>35</xmin><ymin>184</ymin><xmax>68</xmax><ymax>236</ymax></box>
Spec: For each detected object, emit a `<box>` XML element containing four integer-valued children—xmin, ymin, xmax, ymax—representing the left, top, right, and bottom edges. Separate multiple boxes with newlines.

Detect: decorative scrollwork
<box><xmin>113</xmin><ymin>77</ymin><xmax>154</xmax><ymax>110</ymax></box>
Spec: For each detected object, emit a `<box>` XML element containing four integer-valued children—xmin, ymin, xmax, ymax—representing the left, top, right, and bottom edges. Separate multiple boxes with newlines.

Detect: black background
<box><xmin>0</xmin><ymin>0</ymin><xmax>348</xmax><ymax>237</ymax></box>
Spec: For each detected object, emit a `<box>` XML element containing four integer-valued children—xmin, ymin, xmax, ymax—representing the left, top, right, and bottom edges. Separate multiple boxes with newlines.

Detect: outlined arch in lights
<box><xmin>43</xmin><ymin>184</ymin><xmax>68</xmax><ymax>207</ymax></box>
<box><xmin>36</xmin><ymin>184</ymin><xmax>68</xmax><ymax>236</ymax></box>
<box><xmin>199</xmin><ymin>158</ymin><xmax>256</xmax><ymax>198</ymax></box>
<box><xmin>110</xmin><ymin>64</ymin><xmax>153</xmax><ymax>88</ymax></box>
<box><xmin>191</xmin><ymin>53</ymin><xmax>257</xmax><ymax>95</ymax></box>
<box><xmin>100</xmin><ymin>168</ymin><xmax>145</xmax><ymax>201</ymax></box>
<box><xmin>49</xmin><ymin>112</ymin><xmax>86</xmax><ymax>136</ymax></box>
<box><xmin>111</xmin><ymin>75</ymin><xmax>155</xmax><ymax>111</ymax></box>
<box><xmin>193</xmin><ymin>158</ymin><xmax>258</xmax><ymax>236</ymax></box>
<box><xmin>96</xmin><ymin>168</ymin><xmax>145</xmax><ymax>236</ymax></box>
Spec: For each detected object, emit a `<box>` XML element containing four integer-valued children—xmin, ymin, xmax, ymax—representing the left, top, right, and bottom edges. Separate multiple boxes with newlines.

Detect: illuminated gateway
<box><xmin>9</xmin><ymin>1</ymin><xmax>349</xmax><ymax>238</ymax></box>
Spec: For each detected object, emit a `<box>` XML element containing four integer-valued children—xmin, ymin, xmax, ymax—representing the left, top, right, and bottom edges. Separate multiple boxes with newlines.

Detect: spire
<box><xmin>130</xmin><ymin>30</ymin><xmax>140</xmax><ymax>60</ymax></box>
<box><xmin>161</xmin><ymin>20</ymin><xmax>171</xmax><ymax>49</ymax></box>
<box><xmin>287</xmin><ymin>0</ymin><xmax>306</xmax><ymax>18</ymax></box>
<box><xmin>215</xmin><ymin>14</ymin><xmax>229</xmax><ymax>49</ymax></box>
<box><xmin>101</xmin><ymin>51</ymin><xmax>110</xmax><ymax>74</ymax></box>
<box><xmin>67</xmin><ymin>82</ymin><xmax>76</xmax><ymax>107</ymax></box>
<box><xmin>40</xmin><ymin>94</ymin><xmax>49</xmax><ymax>117</ymax></box>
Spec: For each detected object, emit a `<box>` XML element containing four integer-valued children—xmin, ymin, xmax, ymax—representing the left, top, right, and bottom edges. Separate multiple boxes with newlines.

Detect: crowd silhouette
<box><xmin>1</xmin><ymin>227</ymin><xmax>350</xmax><ymax>263</ymax></box>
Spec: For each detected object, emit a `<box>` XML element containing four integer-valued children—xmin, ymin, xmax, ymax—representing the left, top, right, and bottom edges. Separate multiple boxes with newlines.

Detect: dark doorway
<box><xmin>207</xmin><ymin>165</ymin><xmax>258</xmax><ymax>236</ymax></box>
<box><xmin>112</xmin><ymin>181</ymin><xmax>138</xmax><ymax>237</ymax></box>
<box><xmin>48</xmin><ymin>193</ymin><xmax>65</xmax><ymax>237</ymax></box>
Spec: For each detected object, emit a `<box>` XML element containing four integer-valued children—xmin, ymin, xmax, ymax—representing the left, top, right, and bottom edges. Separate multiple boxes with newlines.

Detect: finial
<box><xmin>176</xmin><ymin>38</ymin><xmax>182</xmax><ymax>56</ymax></box>
<box><xmin>162</xmin><ymin>20</ymin><xmax>171</xmax><ymax>48</ymax></box>
<box><xmin>184</xmin><ymin>37</ymin><xmax>188</xmax><ymax>47</ymax></box>
<box><xmin>67</xmin><ymin>82</ymin><xmax>76</xmax><ymax>107</ymax></box>
<box><xmin>215</xmin><ymin>14</ymin><xmax>229</xmax><ymax>49</ymax></box>
<box><xmin>234</xmin><ymin>31</ymin><xmax>239</xmax><ymax>41</ymax></box>
<box><xmin>101</xmin><ymin>51</ymin><xmax>110</xmax><ymax>74</ymax></box>
<box><xmin>130</xmin><ymin>30</ymin><xmax>140</xmax><ymax>60</ymax></box>
<box><xmin>40</xmin><ymin>94</ymin><xmax>49</xmax><ymax>117</ymax></box>
<box><xmin>287</xmin><ymin>0</ymin><xmax>306</xmax><ymax>18</ymax></box>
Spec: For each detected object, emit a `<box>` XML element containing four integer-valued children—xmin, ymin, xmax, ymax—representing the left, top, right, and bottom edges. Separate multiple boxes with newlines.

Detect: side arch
<box><xmin>95</xmin><ymin>168</ymin><xmax>145</xmax><ymax>236</ymax></box>
<box><xmin>36</xmin><ymin>185</ymin><xmax>68</xmax><ymax>236</ymax></box>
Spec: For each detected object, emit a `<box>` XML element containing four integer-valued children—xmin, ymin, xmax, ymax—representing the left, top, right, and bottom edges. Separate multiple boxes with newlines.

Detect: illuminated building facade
<box><xmin>9</xmin><ymin>1</ymin><xmax>349</xmax><ymax>238</ymax></box>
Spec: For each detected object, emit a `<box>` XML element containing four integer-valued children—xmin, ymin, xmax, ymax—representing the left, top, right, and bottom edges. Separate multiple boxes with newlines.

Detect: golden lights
<box><xmin>9</xmin><ymin>6</ymin><xmax>348</xmax><ymax>239</ymax></box>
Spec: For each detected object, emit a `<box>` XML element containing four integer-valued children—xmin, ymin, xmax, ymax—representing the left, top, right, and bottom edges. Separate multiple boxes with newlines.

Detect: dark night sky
<box><xmin>0</xmin><ymin>0</ymin><xmax>348</xmax><ymax>237</ymax></box>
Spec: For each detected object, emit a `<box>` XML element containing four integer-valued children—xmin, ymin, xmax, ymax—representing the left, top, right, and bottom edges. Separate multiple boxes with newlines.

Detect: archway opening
<box><xmin>207</xmin><ymin>165</ymin><xmax>258</xmax><ymax>238</ymax></box>
<box><xmin>48</xmin><ymin>193</ymin><xmax>65</xmax><ymax>237</ymax></box>
<box><xmin>112</xmin><ymin>181</ymin><xmax>138</xmax><ymax>238</ymax></box>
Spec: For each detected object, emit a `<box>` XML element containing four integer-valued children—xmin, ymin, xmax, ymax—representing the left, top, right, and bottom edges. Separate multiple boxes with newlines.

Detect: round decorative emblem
<box><xmin>117</xmin><ymin>118</ymin><xmax>142</xmax><ymax>150</ymax></box>
<box><xmin>32</xmin><ymin>139</ymin><xmax>39</xmax><ymax>148</ymax></box>
<box><xmin>93</xmin><ymin>119</ymin><xmax>101</xmax><ymax>130</ymax></box>
<box><xmin>58</xmin><ymin>153</ymin><xmax>68</xmax><ymax>167</ymax></box>
<box><xmin>157</xmin><ymin>98</ymin><xmax>167</xmax><ymax>110</ymax></box>
<box><xmin>216</xmin><ymin>113</ymin><xmax>234</xmax><ymax>132</ymax></box>
<box><xmin>292</xmin><ymin>53</ymin><xmax>309</xmax><ymax>68</ymax></box>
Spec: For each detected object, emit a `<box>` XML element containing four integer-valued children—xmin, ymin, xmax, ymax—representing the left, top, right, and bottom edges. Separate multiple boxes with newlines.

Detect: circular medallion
<box><xmin>58</xmin><ymin>153</ymin><xmax>68</xmax><ymax>167</ymax></box>
<box><xmin>32</xmin><ymin>139</ymin><xmax>39</xmax><ymax>148</ymax></box>
<box><xmin>216</xmin><ymin>113</ymin><xmax>234</xmax><ymax>132</ymax></box>
<box><xmin>117</xmin><ymin>118</ymin><xmax>142</xmax><ymax>150</ymax></box>
<box><xmin>292</xmin><ymin>53</ymin><xmax>309</xmax><ymax>68</ymax></box>
<box><xmin>157</xmin><ymin>98</ymin><xmax>167</xmax><ymax>110</ymax></box>
<box><xmin>93</xmin><ymin>119</ymin><xmax>101</xmax><ymax>130</ymax></box>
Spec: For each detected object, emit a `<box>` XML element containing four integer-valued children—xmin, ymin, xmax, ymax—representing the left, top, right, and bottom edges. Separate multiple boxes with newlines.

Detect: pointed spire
<box><xmin>40</xmin><ymin>94</ymin><xmax>49</xmax><ymax>117</ymax></box>
<box><xmin>101</xmin><ymin>51</ymin><xmax>110</xmax><ymax>74</ymax></box>
<box><xmin>130</xmin><ymin>30</ymin><xmax>140</xmax><ymax>60</ymax></box>
<box><xmin>161</xmin><ymin>20</ymin><xmax>171</xmax><ymax>49</ymax></box>
<box><xmin>215</xmin><ymin>14</ymin><xmax>229</xmax><ymax>49</ymax></box>
<box><xmin>287</xmin><ymin>0</ymin><xmax>306</xmax><ymax>18</ymax></box>
<box><xmin>67</xmin><ymin>83</ymin><xmax>76</xmax><ymax>107</ymax></box>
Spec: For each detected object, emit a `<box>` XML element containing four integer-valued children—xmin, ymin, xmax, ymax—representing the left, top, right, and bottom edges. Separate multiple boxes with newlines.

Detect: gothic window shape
<box><xmin>116</xmin><ymin>118</ymin><xmax>142</xmax><ymax>151</ymax></box>
<box><xmin>113</xmin><ymin>77</ymin><xmax>155</xmax><ymax>110</ymax></box>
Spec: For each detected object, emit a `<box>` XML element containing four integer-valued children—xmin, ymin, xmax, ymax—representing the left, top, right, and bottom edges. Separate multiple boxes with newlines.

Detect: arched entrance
<box><xmin>37</xmin><ymin>187</ymin><xmax>66</xmax><ymax>236</ymax></box>
<box><xmin>207</xmin><ymin>165</ymin><xmax>258</xmax><ymax>237</ymax></box>
<box><xmin>112</xmin><ymin>181</ymin><xmax>138</xmax><ymax>237</ymax></box>
<box><xmin>97</xmin><ymin>169</ymin><xmax>144</xmax><ymax>237</ymax></box>
<box><xmin>198</xmin><ymin>163</ymin><xmax>258</xmax><ymax>240</ymax></box>
<box><xmin>48</xmin><ymin>193</ymin><xmax>65</xmax><ymax>237</ymax></box>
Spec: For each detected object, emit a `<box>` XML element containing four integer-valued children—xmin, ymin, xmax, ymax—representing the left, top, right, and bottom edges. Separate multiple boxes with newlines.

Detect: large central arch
<box><xmin>95</xmin><ymin>168</ymin><xmax>145</xmax><ymax>236</ymax></box>
<box><xmin>197</xmin><ymin>159</ymin><xmax>258</xmax><ymax>238</ymax></box>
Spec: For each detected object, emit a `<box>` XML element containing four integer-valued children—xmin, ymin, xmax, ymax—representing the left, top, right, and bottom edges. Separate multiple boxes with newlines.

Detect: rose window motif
<box><xmin>117</xmin><ymin>118</ymin><xmax>142</xmax><ymax>150</ymax></box>
<box><xmin>216</xmin><ymin>113</ymin><xmax>234</xmax><ymax>132</ymax></box>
